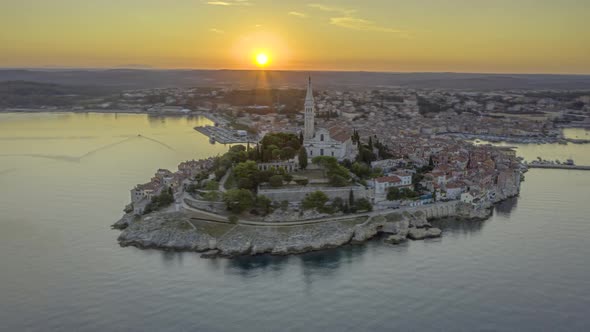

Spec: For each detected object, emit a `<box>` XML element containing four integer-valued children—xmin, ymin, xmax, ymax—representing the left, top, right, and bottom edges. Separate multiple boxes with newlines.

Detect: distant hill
<box><xmin>0</xmin><ymin>81</ymin><xmax>117</xmax><ymax>108</ymax></box>
<box><xmin>0</xmin><ymin>69</ymin><xmax>589</xmax><ymax>91</ymax></box>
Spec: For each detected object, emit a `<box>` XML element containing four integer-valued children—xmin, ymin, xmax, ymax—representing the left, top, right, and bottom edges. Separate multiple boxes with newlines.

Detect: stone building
<box><xmin>302</xmin><ymin>77</ymin><xmax>357</xmax><ymax>161</ymax></box>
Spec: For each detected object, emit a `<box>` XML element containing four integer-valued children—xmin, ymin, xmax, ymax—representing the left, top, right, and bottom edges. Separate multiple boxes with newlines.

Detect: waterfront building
<box><xmin>373</xmin><ymin>175</ymin><xmax>412</xmax><ymax>195</ymax></box>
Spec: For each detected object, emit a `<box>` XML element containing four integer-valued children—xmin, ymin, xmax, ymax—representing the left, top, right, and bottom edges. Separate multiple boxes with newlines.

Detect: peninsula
<box><xmin>112</xmin><ymin>77</ymin><xmax>526</xmax><ymax>257</ymax></box>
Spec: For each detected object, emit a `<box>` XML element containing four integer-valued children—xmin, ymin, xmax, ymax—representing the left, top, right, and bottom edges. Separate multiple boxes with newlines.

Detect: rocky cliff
<box><xmin>114</xmin><ymin>209</ymin><xmax>445</xmax><ymax>257</ymax></box>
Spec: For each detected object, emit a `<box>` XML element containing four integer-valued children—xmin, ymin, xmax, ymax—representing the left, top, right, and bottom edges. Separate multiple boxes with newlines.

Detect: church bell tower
<box><xmin>304</xmin><ymin>76</ymin><xmax>315</xmax><ymax>140</ymax></box>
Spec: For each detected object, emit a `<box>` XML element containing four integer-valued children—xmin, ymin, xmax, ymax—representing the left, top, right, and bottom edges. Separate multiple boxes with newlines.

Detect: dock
<box><xmin>194</xmin><ymin>125</ymin><xmax>257</xmax><ymax>144</ymax></box>
<box><xmin>527</xmin><ymin>164</ymin><xmax>590</xmax><ymax>170</ymax></box>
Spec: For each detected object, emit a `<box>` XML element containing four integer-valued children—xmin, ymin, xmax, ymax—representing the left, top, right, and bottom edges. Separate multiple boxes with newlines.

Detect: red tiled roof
<box><xmin>328</xmin><ymin>125</ymin><xmax>352</xmax><ymax>143</ymax></box>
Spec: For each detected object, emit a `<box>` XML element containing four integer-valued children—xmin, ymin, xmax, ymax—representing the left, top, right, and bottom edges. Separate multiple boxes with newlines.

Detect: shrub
<box><xmin>204</xmin><ymin>180</ymin><xmax>219</xmax><ymax>191</ymax></box>
<box><xmin>203</xmin><ymin>191</ymin><xmax>220</xmax><ymax>201</ymax></box>
<box><xmin>355</xmin><ymin>198</ymin><xmax>373</xmax><ymax>212</ymax></box>
<box><xmin>283</xmin><ymin>173</ymin><xmax>293</xmax><ymax>184</ymax></box>
<box><xmin>295</xmin><ymin>178</ymin><xmax>309</xmax><ymax>186</ymax></box>
<box><xmin>302</xmin><ymin>191</ymin><xmax>329</xmax><ymax>211</ymax></box>
<box><xmin>255</xmin><ymin>195</ymin><xmax>272</xmax><ymax>215</ymax></box>
<box><xmin>223</xmin><ymin>189</ymin><xmax>255</xmax><ymax>214</ymax></box>
<box><xmin>280</xmin><ymin>200</ymin><xmax>289</xmax><ymax>211</ymax></box>
<box><xmin>269</xmin><ymin>175</ymin><xmax>284</xmax><ymax>188</ymax></box>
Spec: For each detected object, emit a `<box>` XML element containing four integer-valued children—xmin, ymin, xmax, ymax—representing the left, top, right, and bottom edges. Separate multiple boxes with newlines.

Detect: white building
<box><xmin>444</xmin><ymin>182</ymin><xmax>464</xmax><ymax>200</ymax></box>
<box><xmin>373</xmin><ymin>175</ymin><xmax>411</xmax><ymax>195</ymax></box>
<box><xmin>302</xmin><ymin>77</ymin><xmax>356</xmax><ymax>161</ymax></box>
<box><xmin>389</xmin><ymin>171</ymin><xmax>412</xmax><ymax>187</ymax></box>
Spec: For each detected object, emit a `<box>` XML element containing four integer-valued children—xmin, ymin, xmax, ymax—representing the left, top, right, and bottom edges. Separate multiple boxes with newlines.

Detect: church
<box><xmin>302</xmin><ymin>77</ymin><xmax>357</xmax><ymax>161</ymax></box>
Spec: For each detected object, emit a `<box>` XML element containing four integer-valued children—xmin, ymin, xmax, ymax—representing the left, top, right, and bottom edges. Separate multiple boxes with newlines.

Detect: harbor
<box><xmin>194</xmin><ymin>125</ymin><xmax>257</xmax><ymax>144</ymax></box>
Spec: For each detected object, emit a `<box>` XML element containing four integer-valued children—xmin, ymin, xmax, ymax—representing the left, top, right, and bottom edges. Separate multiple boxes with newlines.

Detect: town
<box><xmin>112</xmin><ymin>77</ymin><xmax>532</xmax><ymax>256</ymax></box>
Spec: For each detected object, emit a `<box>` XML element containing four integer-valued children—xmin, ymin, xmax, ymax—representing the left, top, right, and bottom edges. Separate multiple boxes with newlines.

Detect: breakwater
<box><xmin>527</xmin><ymin>164</ymin><xmax>590</xmax><ymax>170</ymax></box>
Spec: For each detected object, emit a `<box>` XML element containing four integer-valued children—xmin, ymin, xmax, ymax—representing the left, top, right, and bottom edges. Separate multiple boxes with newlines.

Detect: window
<box><xmin>310</xmin><ymin>150</ymin><xmax>313</xmax><ymax>156</ymax></box>
<box><xmin>331</xmin><ymin>151</ymin><xmax>334</xmax><ymax>157</ymax></box>
<box><xmin>320</xmin><ymin>149</ymin><xmax>324</xmax><ymax>156</ymax></box>
<box><xmin>320</xmin><ymin>134</ymin><xmax>324</xmax><ymax>141</ymax></box>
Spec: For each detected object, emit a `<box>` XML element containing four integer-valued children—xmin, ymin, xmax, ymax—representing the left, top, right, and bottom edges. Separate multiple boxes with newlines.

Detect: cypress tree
<box><xmin>298</xmin><ymin>146</ymin><xmax>308</xmax><ymax>170</ymax></box>
<box><xmin>348</xmin><ymin>189</ymin><xmax>355</xmax><ymax>207</ymax></box>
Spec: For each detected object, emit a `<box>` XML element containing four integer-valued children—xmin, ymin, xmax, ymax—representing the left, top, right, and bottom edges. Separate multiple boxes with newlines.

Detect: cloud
<box><xmin>308</xmin><ymin>3</ymin><xmax>355</xmax><ymax>15</ymax></box>
<box><xmin>206</xmin><ymin>0</ymin><xmax>251</xmax><ymax>6</ymax></box>
<box><xmin>209</xmin><ymin>28</ymin><xmax>225</xmax><ymax>34</ymax></box>
<box><xmin>308</xmin><ymin>3</ymin><xmax>403</xmax><ymax>34</ymax></box>
<box><xmin>329</xmin><ymin>17</ymin><xmax>402</xmax><ymax>33</ymax></box>
<box><xmin>288</xmin><ymin>11</ymin><xmax>308</xmax><ymax>18</ymax></box>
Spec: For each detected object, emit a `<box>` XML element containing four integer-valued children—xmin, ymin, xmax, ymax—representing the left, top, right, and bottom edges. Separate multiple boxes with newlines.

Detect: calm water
<box><xmin>1</xmin><ymin>113</ymin><xmax>590</xmax><ymax>332</ymax></box>
<box><xmin>474</xmin><ymin>128</ymin><xmax>590</xmax><ymax>165</ymax></box>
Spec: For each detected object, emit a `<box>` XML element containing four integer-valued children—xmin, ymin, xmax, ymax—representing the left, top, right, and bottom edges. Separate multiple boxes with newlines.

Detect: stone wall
<box><xmin>184</xmin><ymin>197</ymin><xmax>226</xmax><ymax>214</ymax></box>
<box><xmin>258</xmin><ymin>185</ymin><xmax>369</xmax><ymax>202</ymax></box>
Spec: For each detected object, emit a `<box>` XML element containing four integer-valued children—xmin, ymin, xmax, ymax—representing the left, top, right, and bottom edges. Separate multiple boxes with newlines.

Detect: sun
<box><xmin>255</xmin><ymin>53</ymin><xmax>269</xmax><ymax>67</ymax></box>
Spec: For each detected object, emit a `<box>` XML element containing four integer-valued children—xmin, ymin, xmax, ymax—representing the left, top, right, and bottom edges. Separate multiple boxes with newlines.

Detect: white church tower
<box><xmin>303</xmin><ymin>76</ymin><xmax>315</xmax><ymax>140</ymax></box>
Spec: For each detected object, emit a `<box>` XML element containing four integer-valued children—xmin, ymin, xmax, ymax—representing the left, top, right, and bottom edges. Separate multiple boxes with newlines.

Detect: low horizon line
<box><xmin>1</xmin><ymin>66</ymin><xmax>590</xmax><ymax>77</ymax></box>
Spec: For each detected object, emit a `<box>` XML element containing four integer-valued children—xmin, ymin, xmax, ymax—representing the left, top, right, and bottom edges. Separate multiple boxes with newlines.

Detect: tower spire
<box><xmin>303</xmin><ymin>76</ymin><xmax>315</xmax><ymax>140</ymax></box>
<box><xmin>305</xmin><ymin>75</ymin><xmax>314</xmax><ymax>102</ymax></box>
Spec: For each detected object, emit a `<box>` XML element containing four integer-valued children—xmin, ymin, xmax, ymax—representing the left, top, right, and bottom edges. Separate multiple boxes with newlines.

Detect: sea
<box><xmin>1</xmin><ymin>112</ymin><xmax>589</xmax><ymax>331</ymax></box>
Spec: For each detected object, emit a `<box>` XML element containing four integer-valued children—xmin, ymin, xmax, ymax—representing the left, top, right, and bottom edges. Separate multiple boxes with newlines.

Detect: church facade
<box><xmin>302</xmin><ymin>77</ymin><xmax>356</xmax><ymax>161</ymax></box>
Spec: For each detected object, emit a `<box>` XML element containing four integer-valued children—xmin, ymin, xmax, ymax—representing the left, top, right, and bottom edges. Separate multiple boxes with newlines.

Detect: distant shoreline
<box><xmin>0</xmin><ymin>107</ymin><xmax>213</xmax><ymax>118</ymax></box>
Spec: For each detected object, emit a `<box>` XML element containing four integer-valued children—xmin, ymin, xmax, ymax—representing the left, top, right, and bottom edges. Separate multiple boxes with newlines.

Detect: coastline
<box><xmin>0</xmin><ymin>107</ymin><xmax>222</xmax><ymax>121</ymax></box>
<box><xmin>112</xmin><ymin>189</ymin><xmax>514</xmax><ymax>258</ymax></box>
<box><xmin>4</xmin><ymin>108</ymin><xmax>588</xmax><ymax>145</ymax></box>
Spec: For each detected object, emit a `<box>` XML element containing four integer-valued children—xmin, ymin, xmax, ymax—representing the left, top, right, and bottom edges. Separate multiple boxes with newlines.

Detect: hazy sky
<box><xmin>1</xmin><ymin>0</ymin><xmax>589</xmax><ymax>73</ymax></box>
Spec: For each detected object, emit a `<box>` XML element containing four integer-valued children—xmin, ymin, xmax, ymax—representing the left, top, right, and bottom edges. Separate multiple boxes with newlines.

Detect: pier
<box><xmin>527</xmin><ymin>164</ymin><xmax>590</xmax><ymax>170</ymax></box>
<box><xmin>194</xmin><ymin>125</ymin><xmax>256</xmax><ymax>144</ymax></box>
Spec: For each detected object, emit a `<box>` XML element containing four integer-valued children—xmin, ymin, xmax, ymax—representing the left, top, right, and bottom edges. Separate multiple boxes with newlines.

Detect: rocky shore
<box><xmin>112</xmin><ymin>199</ymin><xmax>508</xmax><ymax>258</ymax></box>
<box><xmin>112</xmin><ymin>172</ymin><xmax>522</xmax><ymax>258</ymax></box>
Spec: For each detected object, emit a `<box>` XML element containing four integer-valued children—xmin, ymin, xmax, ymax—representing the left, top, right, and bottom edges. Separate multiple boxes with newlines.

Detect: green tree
<box><xmin>271</xmin><ymin>148</ymin><xmax>282</xmax><ymax>160</ymax></box>
<box><xmin>280</xmin><ymin>146</ymin><xmax>296</xmax><ymax>159</ymax></box>
<box><xmin>351</xmin><ymin>162</ymin><xmax>371</xmax><ymax>179</ymax></box>
<box><xmin>280</xmin><ymin>200</ymin><xmax>289</xmax><ymax>211</ymax></box>
<box><xmin>238</xmin><ymin>177</ymin><xmax>254</xmax><ymax>190</ymax></box>
<box><xmin>258</xmin><ymin>170</ymin><xmax>274</xmax><ymax>183</ymax></box>
<box><xmin>329</xmin><ymin>174</ymin><xmax>348</xmax><ymax>187</ymax></box>
<box><xmin>143</xmin><ymin>187</ymin><xmax>175</xmax><ymax>214</ymax></box>
<box><xmin>233</xmin><ymin>160</ymin><xmax>262</xmax><ymax>189</ymax></box>
<box><xmin>215</xmin><ymin>167</ymin><xmax>227</xmax><ymax>181</ymax></box>
<box><xmin>269</xmin><ymin>175</ymin><xmax>284</xmax><ymax>188</ymax></box>
<box><xmin>387</xmin><ymin>187</ymin><xmax>401</xmax><ymax>200</ymax></box>
<box><xmin>223</xmin><ymin>189</ymin><xmax>255</xmax><ymax>214</ymax></box>
<box><xmin>355</xmin><ymin>198</ymin><xmax>373</xmax><ymax>212</ymax></box>
<box><xmin>302</xmin><ymin>191</ymin><xmax>329</xmax><ymax>211</ymax></box>
<box><xmin>203</xmin><ymin>191</ymin><xmax>220</xmax><ymax>201</ymax></box>
<box><xmin>298</xmin><ymin>147</ymin><xmax>308</xmax><ymax>170</ymax></box>
<box><xmin>312</xmin><ymin>156</ymin><xmax>350</xmax><ymax>185</ymax></box>
<box><xmin>357</xmin><ymin>146</ymin><xmax>376</xmax><ymax>163</ymax></box>
<box><xmin>283</xmin><ymin>173</ymin><xmax>293</xmax><ymax>184</ymax></box>
<box><xmin>295</xmin><ymin>178</ymin><xmax>309</xmax><ymax>186</ymax></box>
<box><xmin>387</xmin><ymin>187</ymin><xmax>418</xmax><ymax>200</ymax></box>
<box><xmin>332</xmin><ymin>197</ymin><xmax>344</xmax><ymax>212</ymax></box>
<box><xmin>204</xmin><ymin>180</ymin><xmax>219</xmax><ymax>190</ymax></box>
<box><xmin>255</xmin><ymin>195</ymin><xmax>272</xmax><ymax>215</ymax></box>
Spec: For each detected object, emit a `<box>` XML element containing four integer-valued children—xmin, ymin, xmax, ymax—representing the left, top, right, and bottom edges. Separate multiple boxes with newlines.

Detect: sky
<box><xmin>1</xmin><ymin>0</ymin><xmax>589</xmax><ymax>74</ymax></box>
